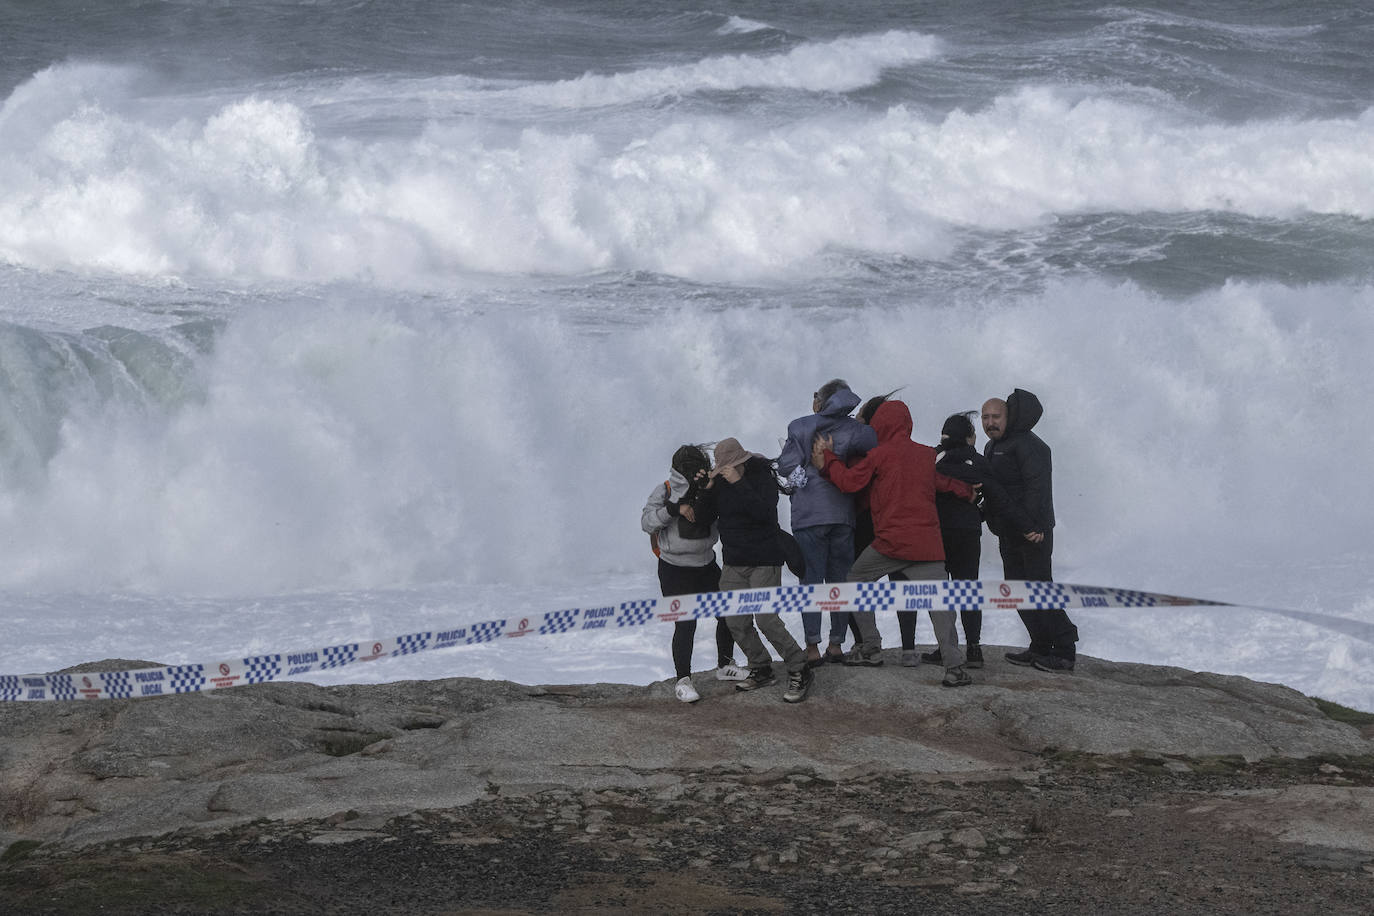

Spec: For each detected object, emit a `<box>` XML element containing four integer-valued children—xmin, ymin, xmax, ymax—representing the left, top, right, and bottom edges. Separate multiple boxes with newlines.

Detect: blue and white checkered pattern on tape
<box><xmin>695</xmin><ymin>593</ymin><xmax>732</xmax><ymax>619</ymax></box>
<box><xmin>854</xmin><ymin>581</ymin><xmax>896</xmax><ymax>611</ymax></box>
<box><xmin>243</xmin><ymin>655</ymin><xmax>283</xmax><ymax>684</ymax></box>
<box><xmin>468</xmin><ymin>621</ymin><xmax>504</xmax><ymax>643</ymax></box>
<box><xmin>321</xmin><ymin>645</ymin><xmax>358</xmax><ymax>669</ymax></box>
<box><xmin>1</xmin><ymin>581</ymin><xmax>1234</xmax><ymax>702</ymax></box>
<box><xmin>943</xmin><ymin>580</ymin><xmax>984</xmax><ymax>609</ymax></box>
<box><xmin>617</xmin><ymin>600</ymin><xmax>656</xmax><ymax>627</ymax></box>
<box><xmin>1026</xmin><ymin>582</ymin><xmax>1071</xmax><ymax>609</ymax></box>
<box><xmin>49</xmin><ymin>674</ymin><xmax>77</xmax><ymax>701</ymax></box>
<box><xmin>540</xmin><ymin>610</ymin><xmax>580</xmax><ymax>634</ymax></box>
<box><xmin>169</xmin><ymin>665</ymin><xmax>206</xmax><ymax>693</ymax></box>
<box><xmin>394</xmin><ymin>633</ymin><xmax>430</xmax><ymax>655</ymax></box>
<box><xmin>104</xmin><ymin>671</ymin><xmax>133</xmax><ymax>698</ymax></box>
<box><xmin>774</xmin><ymin>585</ymin><xmax>815</xmax><ymax>615</ymax></box>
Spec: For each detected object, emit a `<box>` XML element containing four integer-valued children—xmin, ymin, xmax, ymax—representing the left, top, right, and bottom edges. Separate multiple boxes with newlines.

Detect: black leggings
<box><xmin>659</xmin><ymin>559</ymin><xmax>738</xmax><ymax>677</ymax></box>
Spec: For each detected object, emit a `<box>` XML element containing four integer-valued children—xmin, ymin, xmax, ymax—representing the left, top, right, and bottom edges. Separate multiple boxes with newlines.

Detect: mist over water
<box><xmin>2</xmin><ymin>0</ymin><xmax>1372</xmax><ymax>709</ymax></box>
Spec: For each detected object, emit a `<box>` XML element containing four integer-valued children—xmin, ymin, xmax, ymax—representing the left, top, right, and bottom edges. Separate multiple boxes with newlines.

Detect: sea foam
<box><xmin>4</xmin><ymin>63</ymin><xmax>1374</xmax><ymax>285</ymax></box>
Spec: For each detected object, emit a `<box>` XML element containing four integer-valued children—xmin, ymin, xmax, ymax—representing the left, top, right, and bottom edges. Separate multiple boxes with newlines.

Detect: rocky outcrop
<box><xmin>1</xmin><ymin>649</ymin><xmax>1371</xmax><ymax>852</ymax></box>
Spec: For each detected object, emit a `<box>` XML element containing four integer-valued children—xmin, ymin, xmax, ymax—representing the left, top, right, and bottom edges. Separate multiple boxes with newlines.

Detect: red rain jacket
<box><xmin>821</xmin><ymin>400</ymin><xmax>973</xmax><ymax>562</ymax></box>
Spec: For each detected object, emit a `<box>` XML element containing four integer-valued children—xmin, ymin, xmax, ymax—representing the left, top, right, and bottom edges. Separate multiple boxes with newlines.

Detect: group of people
<box><xmin>640</xmin><ymin>380</ymin><xmax>1079</xmax><ymax>704</ymax></box>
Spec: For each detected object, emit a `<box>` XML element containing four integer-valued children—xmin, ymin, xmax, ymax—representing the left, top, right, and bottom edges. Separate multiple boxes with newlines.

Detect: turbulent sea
<box><xmin>2</xmin><ymin>0</ymin><xmax>1372</xmax><ymax>709</ymax></box>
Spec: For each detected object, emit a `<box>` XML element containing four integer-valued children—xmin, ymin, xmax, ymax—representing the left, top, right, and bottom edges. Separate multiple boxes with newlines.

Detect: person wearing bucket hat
<box><xmin>705</xmin><ymin>437</ymin><xmax>813</xmax><ymax>703</ymax></box>
<box><xmin>641</xmin><ymin>444</ymin><xmax>749</xmax><ymax>704</ymax></box>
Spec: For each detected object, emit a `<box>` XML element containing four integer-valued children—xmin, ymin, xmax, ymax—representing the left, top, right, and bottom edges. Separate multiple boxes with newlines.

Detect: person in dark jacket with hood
<box><xmin>813</xmin><ymin>400</ymin><xmax>978</xmax><ymax>688</ymax></box>
<box><xmin>982</xmin><ymin>389</ymin><xmax>1080</xmax><ymax>671</ymax></box>
<box><xmin>776</xmin><ymin>379</ymin><xmax>879</xmax><ymax>664</ymax></box>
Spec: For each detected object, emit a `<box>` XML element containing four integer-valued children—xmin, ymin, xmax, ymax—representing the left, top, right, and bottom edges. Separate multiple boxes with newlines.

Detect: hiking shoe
<box><xmin>941</xmin><ymin>666</ymin><xmax>973</xmax><ymax>688</ymax></box>
<box><xmin>920</xmin><ymin>648</ymin><xmax>942</xmax><ymax>665</ymax></box>
<box><xmin>965</xmin><ymin>645</ymin><xmax>984</xmax><ymax>669</ymax></box>
<box><xmin>675</xmin><ymin>676</ymin><xmax>701</xmax><ymax>703</ymax></box>
<box><xmin>1032</xmin><ymin>655</ymin><xmax>1075</xmax><ymax>672</ymax></box>
<box><xmin>901</xmin><ymin>650</ymin><xmax>920</xmax><ymax>667</ymax></box>
<box><xmin>715</xmin><ymin>663</ymin><xmax>750</xmax><ymax>681</ymax></box>
<box><xmin>842</xmin><ymin>650</ymin><xmax>884</xmax><ymax>667</ymax></box>
<box><xmin>783</xmin><ymin>667</ymin><xmax>815</xmax><ymax>703</ymax></box>
<box><xmin>1004</xmin><ymin>649</ymin><xmax>1036</xmax><ymax>666</ymax></box>
<box><xmin>735</xmin><ymin>667</ymin><xmax>777</xmax><ymax>692</ymax></box>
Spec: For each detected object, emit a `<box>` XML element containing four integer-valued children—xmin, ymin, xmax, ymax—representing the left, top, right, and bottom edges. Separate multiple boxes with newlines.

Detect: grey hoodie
<box><xmin>640</xmin><ymin>469</ymin><xmax>719</xmax><ymax>567</ymax></box>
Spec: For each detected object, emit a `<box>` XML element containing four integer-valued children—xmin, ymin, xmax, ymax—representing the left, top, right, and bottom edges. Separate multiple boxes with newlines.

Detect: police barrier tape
<box><xmin>0</xmin><ymin>581</ymin><xmax>1242</xmax><ymax>703</ymax></box>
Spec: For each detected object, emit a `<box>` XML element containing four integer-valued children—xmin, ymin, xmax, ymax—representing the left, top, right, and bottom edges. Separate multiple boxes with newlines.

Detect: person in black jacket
<box><xmin>921</xmin><ymin>412</ymin><xmax>1021</xmax><ymax>670</ymax></box>
<box><xmin>981</xmin><ymin>389</ymin><xmax>1080</xmax><ymax>671</ymax></box>
<box><xmin>705</xmin><ymin>438</ymin><xmax>812</xmax><ymax>703</ymax></box>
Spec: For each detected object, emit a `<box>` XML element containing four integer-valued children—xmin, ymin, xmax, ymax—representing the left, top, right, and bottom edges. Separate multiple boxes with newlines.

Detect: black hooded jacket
<box><xmin>982</xmin><ymin>388</ymin><xmax>1055</xmax><ymax>537</ymax></box>
<box><xmin>707</xmin><ymin>456</ymin><xmax>786</xmax><ymax>567</ymax></box>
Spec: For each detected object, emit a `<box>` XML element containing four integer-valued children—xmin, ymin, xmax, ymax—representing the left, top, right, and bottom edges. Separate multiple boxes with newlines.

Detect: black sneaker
<box><xmin>783</xmin><ymin>667</ymin><xmax>814</xmax><ymax>703</ymax></box>
<box><xmin>965</xmin><ymin>645</ymin><xmax>984</xmax><ymax>669</ymax></box>
<box><xmin>1032</xmin><ymin>654</ymin><xmax>1075</xmax><ymax>672</ymax></box>
<box><xmin>735</xmin><ymin>666</ymin><xmax>777</xmax><ymax>691</ymax></box>
<box><xmin>1004</xmin><ymin>649</ymin><xmax>1036</xmax><ymax>666</ymax></box>
<box><xmin>920</xmin><ymin>648</ymin><xmax>943</xmax><ymax>665</ymax></box>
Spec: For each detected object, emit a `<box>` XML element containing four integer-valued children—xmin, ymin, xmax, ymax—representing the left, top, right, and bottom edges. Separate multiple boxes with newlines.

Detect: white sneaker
<box><xmin>715</xmin><ymin>663</ymin><xmax>750</xmax><ymax>681</ymax></box>
<box><xmin>675</xmin><ymin>676</ymin><xmax>701</xmax><ymax>703</ymax></box>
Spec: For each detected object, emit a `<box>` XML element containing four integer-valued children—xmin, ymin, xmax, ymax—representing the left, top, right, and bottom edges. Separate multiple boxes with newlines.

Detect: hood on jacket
<box><xmin>869</xmin><ymin>400</ymin><xmax>913</xmax><ymax>444</ymax></box>
<box><xmin>1005</xmin><ymin>388</ymin><xmax>1043</xmax><ymax>435</ymax></box>
<box><xmin>819</xmin><ymin>386</ymin><xmax>862</xmax><ymax>419</ymax></box>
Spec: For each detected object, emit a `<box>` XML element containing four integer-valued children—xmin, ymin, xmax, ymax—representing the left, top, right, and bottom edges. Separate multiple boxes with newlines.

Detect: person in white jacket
<box><xmin>641</xmin><ymin>444</ymin><xmax>748</xmax><ymax>702</ymax></box>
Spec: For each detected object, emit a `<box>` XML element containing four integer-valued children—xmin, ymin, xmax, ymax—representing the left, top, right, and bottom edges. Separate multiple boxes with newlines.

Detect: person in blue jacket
<box><xmin>775</xmin><ymin>379</ymin><xmax>878</xmax><ymax>665</ymax></box>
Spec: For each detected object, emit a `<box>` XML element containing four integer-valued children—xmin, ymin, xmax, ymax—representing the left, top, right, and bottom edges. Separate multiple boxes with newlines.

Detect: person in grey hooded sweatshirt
<box><xmin>641</xmin><ymin>444</ymin><xmax>747</xmax><ymax>703</ymax></box>
<box><xmin>776</xmin><ymin>379</ymin><xmax>879</xmax><ymax>664</ymax></box>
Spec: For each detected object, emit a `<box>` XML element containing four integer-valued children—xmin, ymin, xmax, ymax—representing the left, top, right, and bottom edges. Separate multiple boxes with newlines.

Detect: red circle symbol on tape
<box><xmin>671</xmin><ymin>599</ymin><xmax>681</xmax><ymax>612</ymax></box>
<box><xmin>999</xmin><ymin>584</ymin><xmax>1011</xmax><ymax>597</ymax></box>
<box><xmin>219</xmin><ymin>663</ymin><xmax>230</xmax><ymax>676</ymax></box>
<box><xmin>830</xmin><ymin>587</ymin><xmax>840</xmax><ymax>600</ymax></box>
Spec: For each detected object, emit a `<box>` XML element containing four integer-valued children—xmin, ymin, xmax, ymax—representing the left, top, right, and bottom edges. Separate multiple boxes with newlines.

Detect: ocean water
<box><xmin>2</xmin><ymin>1</ymin><xmax>1372</xmax><ymax>710</ymax></box>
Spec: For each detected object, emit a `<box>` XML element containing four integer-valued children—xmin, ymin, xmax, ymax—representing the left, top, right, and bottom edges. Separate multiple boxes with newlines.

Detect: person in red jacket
<box><xmin>811</xmin><ymin>399</ymin><xmax>978</xmax><ymax>687</ymax></box>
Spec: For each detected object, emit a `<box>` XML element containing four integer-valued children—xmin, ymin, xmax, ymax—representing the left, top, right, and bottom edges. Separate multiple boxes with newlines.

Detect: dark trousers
<box><xmin>658</xmin><ymin>559</ymin><xmax>737</xmax><ymax>677</ymax></box>
<box><xmin>998</xmin><ymin>531</ymin><xmax>1078</xmax><ymax>659</ymax></box>
<box><xmin>943</xmin><ymin>527</ymin><xmax>983</xmax><ymax>646</ymax></box>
